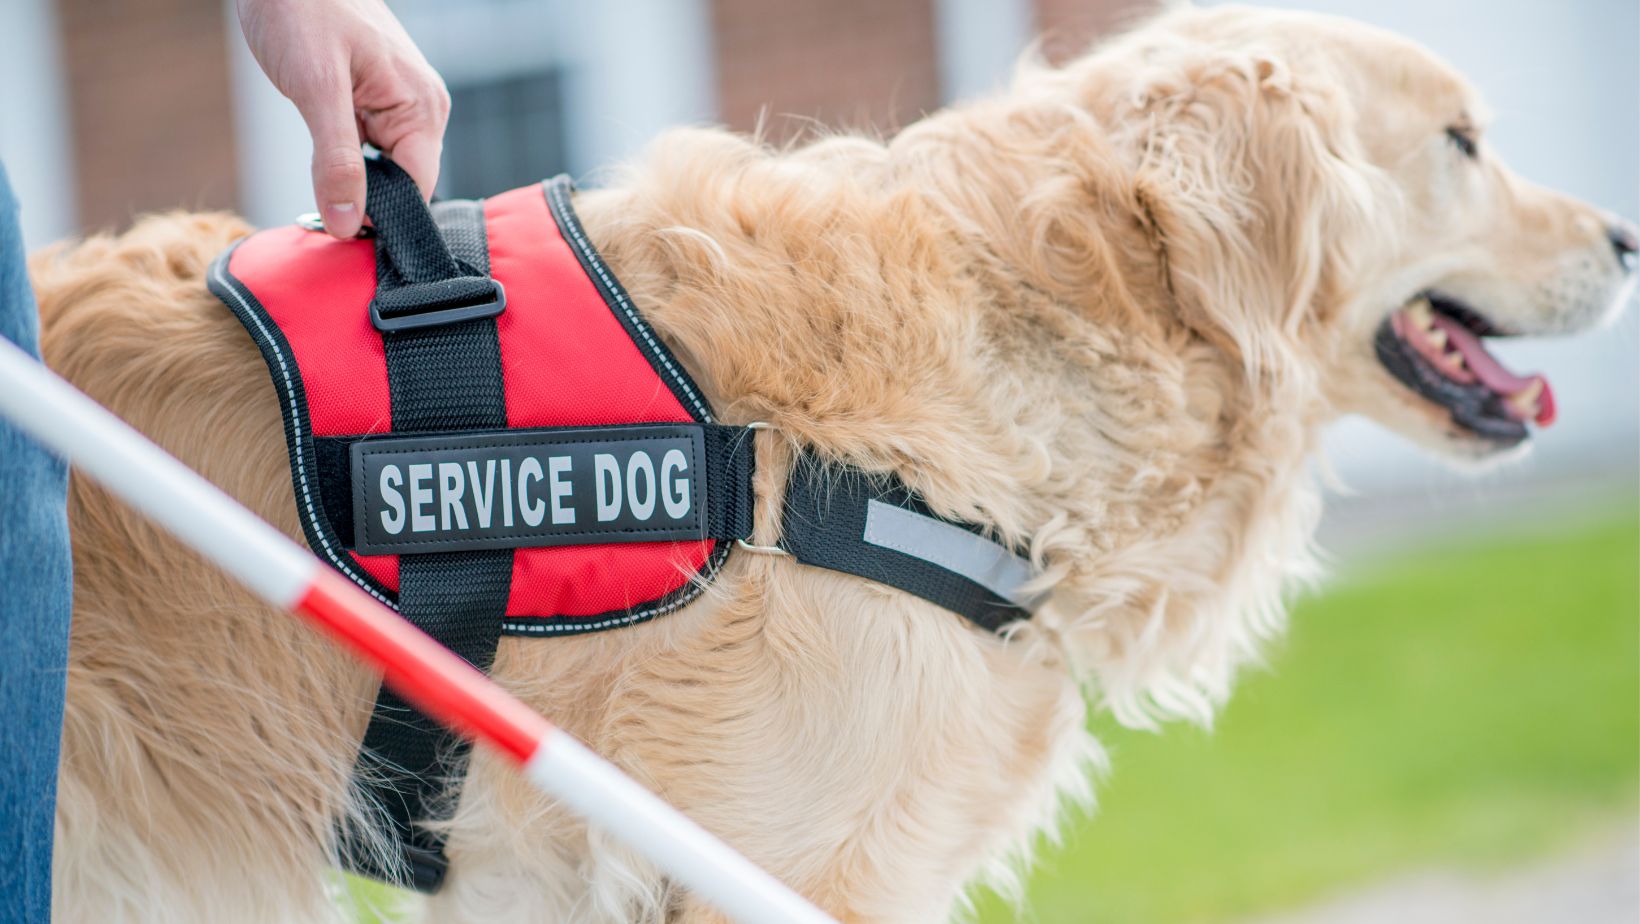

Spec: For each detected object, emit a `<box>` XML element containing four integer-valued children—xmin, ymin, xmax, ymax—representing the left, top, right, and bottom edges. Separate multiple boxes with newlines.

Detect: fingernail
<box><xmin>324</xmin><ymin>202</ymin><xmax>359</xmax><ymax>237</ymax></box>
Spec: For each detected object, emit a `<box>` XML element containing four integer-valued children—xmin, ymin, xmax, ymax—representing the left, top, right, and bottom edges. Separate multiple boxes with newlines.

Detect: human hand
<box><xmin>236</xmin><ymin>0</ymin><xmax>450</xmax><ymax>238</ymax></box>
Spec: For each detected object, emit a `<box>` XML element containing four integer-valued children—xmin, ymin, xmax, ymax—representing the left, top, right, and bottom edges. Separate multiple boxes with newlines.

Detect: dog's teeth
<box><xmin>1405</xmin><ymin>299</ymin><xmax>1435</xmax><ymax>329</ymax></box>
<box><xmin>1446</xmin><ymin>352</ymin><xmax>1467</xmax><ymax>372</ymax></box>
<box><xmin>1426</xmin><ymin>328</ymin><xmax>1448</xmax><ymax>350</ymax></box>
<box><xmin>1510</xmin><ymin>379</ymin><xmax>1544</xmax><ymax>417</ymax></box>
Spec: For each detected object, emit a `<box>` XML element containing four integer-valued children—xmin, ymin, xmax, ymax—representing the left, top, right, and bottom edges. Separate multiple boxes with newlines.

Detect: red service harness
<box><xmin>211</xmin><ymin>173</ymin><xmax>742</xmax><ymax>635</ymax></box>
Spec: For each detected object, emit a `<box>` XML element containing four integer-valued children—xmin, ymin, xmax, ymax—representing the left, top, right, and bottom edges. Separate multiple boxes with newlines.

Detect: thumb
<box><xmin>299</xmin><ymin>87</ymin><xmax>366</xmax><ymax>239</ymax></box>
<box><xmin>384</xmin><ymin>130</ymin><xmax>443</xmax><ymax>202</ymax></box>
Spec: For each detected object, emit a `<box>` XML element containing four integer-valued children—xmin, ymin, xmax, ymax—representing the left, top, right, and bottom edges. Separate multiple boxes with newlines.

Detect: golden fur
<box><xmin>33</xmin><ymin>6</ymin><xmax>1633</xmax><ymax>922</ymax></box>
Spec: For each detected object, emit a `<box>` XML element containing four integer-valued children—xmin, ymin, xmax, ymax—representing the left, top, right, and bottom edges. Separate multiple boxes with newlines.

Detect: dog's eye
<box><xmin>1446</xmin><ymin>126</ymin><xmax>1479</xmax><ymax>159</ymax></box>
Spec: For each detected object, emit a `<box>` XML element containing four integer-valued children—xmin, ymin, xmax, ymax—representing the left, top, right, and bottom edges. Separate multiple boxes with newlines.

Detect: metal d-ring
<box><xmin>735</xmin><ymin>422</ymin><xmax>787</xmax><ymax>555</ymax></box>
<box><xmin>295</xmin><ymin>212</ymin><xmax>375</xmax><ymax>237</ymax></box>
<box><xmin>736</xmin><ymin>538</ymin><xmax>790</xmax><ymax>557</ymax></box>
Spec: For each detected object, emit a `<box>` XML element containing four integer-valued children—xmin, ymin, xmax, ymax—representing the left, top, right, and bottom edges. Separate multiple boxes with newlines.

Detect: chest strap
<box><xmin>338</xmin><ymin>159</ymin><xmax>512</xmax><ymax>891</ymax></box>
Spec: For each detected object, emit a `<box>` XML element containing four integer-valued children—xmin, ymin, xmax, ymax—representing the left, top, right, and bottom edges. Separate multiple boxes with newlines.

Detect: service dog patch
<box><xmin>351</xmin><ymin>425</ymin><xmax>707</xmax><ymax>555</ymax></box>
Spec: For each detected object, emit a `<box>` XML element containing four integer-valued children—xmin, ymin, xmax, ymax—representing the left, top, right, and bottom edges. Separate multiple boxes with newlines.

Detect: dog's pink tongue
<box><xmin>1431</xmin><ymin>315</ymin><xmax>1556</xmax><ymax>426</ymax></box>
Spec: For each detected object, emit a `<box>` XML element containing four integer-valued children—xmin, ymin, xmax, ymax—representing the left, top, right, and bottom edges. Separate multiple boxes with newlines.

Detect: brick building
<box><xmin>0</xmin><ymin>0</ymin><xmax>1141</xmax><ymax>248</ymax></box>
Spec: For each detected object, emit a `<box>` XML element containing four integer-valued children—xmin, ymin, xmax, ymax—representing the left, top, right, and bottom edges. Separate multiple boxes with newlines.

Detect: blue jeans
<box><xmin>0</xmin><ymin>162</ymin><xmax>72</xmax><ymax>923</ymax></box>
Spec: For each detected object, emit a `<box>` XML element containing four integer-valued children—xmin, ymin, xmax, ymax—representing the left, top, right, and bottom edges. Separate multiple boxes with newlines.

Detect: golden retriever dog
<box><xmin>32</xmin><ymin>5</ymin><xmax>1635</xmax><ymax>923</ymax></box>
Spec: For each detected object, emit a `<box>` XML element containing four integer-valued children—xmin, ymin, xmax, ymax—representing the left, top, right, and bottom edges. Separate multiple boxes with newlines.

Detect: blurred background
<box><xmin>1</xmin><ymin>1</ymin><xmax>1634</xmax><ymax>921</ymax></box>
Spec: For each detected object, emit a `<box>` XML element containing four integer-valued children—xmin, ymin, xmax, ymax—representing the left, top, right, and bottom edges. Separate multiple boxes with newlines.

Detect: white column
<box><xmin>0</xmin><ymin>0</ymin><xmax>76</xmax><ymax>248</ymax></box>
<box><xmin>556</xmin><ymin>0</ymin><xmax>718</xmax><ymax>181</ymax></box>
<box><xmin>932</xmin><ymin>0</ymin><xmax>1035</xmax><ymax>104</ymax></box>
<box><xmin>223</xmin><ymin>0</ymin><xmax>314</xmax><ymax>229</ymax></box>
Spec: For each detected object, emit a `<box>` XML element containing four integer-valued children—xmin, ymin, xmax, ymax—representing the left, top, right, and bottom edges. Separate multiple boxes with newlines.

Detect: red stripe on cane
<box><xmin>296</xmin><ymin>568</ymin><xmax>552</xmax><ymax>765</ymax></box>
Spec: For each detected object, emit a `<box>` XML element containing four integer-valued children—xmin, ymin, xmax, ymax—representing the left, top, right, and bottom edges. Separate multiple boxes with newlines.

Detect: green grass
<box><xmin>975</xmin><ymin>508</ymin><xmax>1640</xmax><ymax>924</ymax></box>
<box><xmin>336</xmin><ymin>873</ymin><xmax>408</xmax><ymax>924</ymax></box>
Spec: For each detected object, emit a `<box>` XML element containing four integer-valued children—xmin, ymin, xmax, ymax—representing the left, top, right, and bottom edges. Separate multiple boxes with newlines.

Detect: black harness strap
<box><xmin>340</xmin><ymin>159</ymin><xmax>511</xmax><ymax>892</ymax></box>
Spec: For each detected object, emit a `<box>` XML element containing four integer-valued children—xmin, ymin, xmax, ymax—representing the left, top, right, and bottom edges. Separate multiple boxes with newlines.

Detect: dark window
<box><xmin>440</xmin><ymin>70</ymin><xmax>568</xmax><ymax>199</ymax></box>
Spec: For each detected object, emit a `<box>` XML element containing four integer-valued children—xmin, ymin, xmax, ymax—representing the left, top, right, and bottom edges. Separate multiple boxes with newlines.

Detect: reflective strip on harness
<box><xmin>862</xmin><ymin>500</ymin><xmax>1038</xmax><ymax>609</ymax></box>
<box><xmin>781</xmin><ymin>461</ymin><xmax>1036</xmax><ymax>634</ymax></box>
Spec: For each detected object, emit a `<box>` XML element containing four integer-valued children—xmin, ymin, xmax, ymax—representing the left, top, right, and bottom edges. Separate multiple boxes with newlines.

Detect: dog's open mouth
<box><xmin>1374</xmin><ymin>294</ymin><xmax>1555</xmax><ymax>445</ymax></box>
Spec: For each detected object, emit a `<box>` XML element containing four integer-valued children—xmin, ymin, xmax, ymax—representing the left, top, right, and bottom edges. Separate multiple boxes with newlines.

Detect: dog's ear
<box><xmin>1124</xmin><ymin>40</ymin><xmax>1380</xmax><ymax>383</ymax></box>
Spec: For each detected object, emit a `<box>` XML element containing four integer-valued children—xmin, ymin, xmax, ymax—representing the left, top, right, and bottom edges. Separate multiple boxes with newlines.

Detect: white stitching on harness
<box><xmin>546</xmin><ymin>180</ymin><xmax>714</xmax><ymax>423</ymax></box>
<box><xmin>209</xmin><ymin>252</ymin><xmax>396</xmax><ymax>609</ymax></box>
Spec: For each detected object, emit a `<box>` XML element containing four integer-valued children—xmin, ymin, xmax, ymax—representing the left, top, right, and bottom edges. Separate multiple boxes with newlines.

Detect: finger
<box><xmin>297</xmin><ymin>85</ymin><xmax>366</xmax><ymax>239</ymax></box>
<box><xmin>384</xmin><ymin>130</ymin><xmax>444</xmax><ymax>202</ymax></box>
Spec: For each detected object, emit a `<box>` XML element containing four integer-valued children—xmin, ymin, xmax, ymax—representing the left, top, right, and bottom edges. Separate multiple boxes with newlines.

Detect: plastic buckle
<box><xmin>370</xmin><ymin>278</ymin><xmax>506</xmax><ymax>333</ymax></box>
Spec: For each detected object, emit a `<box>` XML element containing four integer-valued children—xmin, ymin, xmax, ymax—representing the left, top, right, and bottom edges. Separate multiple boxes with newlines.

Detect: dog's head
<box><xmin>973</xmin><ymin>6</ymin><xmax>1635</xmax><ymax>722</ymax></box>
<box><xmin>1061</xmin><ymin>5</ymin><xmax>1635</xmax><ymax>462</ymax></box>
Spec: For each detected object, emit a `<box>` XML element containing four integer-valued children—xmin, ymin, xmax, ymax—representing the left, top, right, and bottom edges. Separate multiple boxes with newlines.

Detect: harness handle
<box><xmin>364</xmin><ymin>156</ymin><xmax>505</xmax><ymax>332</ymax></box>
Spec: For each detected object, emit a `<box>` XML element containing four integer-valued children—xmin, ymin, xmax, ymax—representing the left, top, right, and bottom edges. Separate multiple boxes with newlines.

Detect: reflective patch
<box><xmin>351</xmin><ymin>425</ymin><xmax>706</xmax><ymax>555</ymax></box>
<box><xmin>862</xmin><ymin>500</ymin><xmax>1038</xmax><ymax>609</ymax></box>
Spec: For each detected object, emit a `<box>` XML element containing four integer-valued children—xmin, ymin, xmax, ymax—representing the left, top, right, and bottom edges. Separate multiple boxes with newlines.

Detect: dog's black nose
<box><xmin>1610</xmin><ymin>222</ymin><xmax>1639</xmax><ymax>273</ymax></box>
